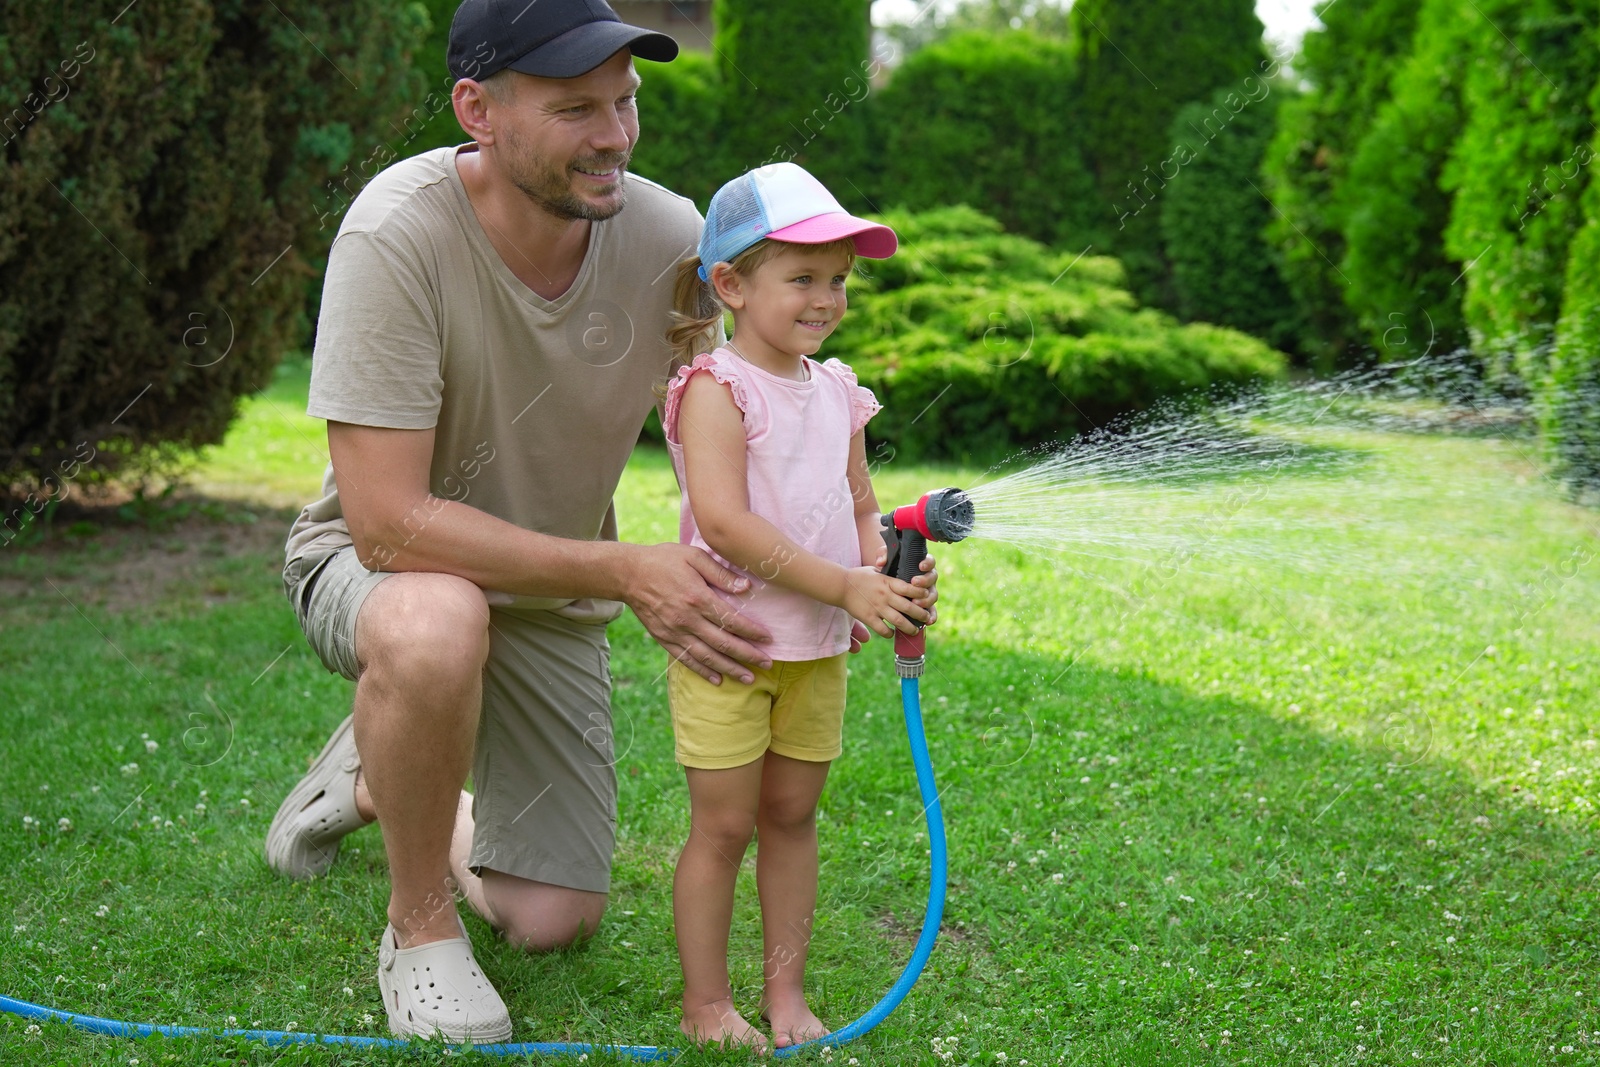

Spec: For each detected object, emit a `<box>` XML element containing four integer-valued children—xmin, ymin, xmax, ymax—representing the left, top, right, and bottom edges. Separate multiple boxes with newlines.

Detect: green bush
<box><xmin>874</xmin><ymin>30</ymin><xmax>1106</xmax><ymax>249</ymax></box>
<box><xmin>1161</xmin><ymin>86</ymin><xmax>1300</xmax><ymax>351</ymax></box>
<box><xmin>1338</xmin><ymin>0</ymin><xmax>1473</xmax><ymax>364</ymax></box>
<box><xmin>711</xmin><ymin>0</ymin><xmax>875</xmax><ymax>197</ymax></box>
<box><xmin>1260</xmin><ymin>0</ymin><xmax>1423</xmax><ymax>365</ymax></box>
<box><xmin>1440</xmin><ymin>0</ymin><xmax>1600</xmax><ymax>380</ymax></box>
<box><xmin>0</xmin><ymin>0</ymin><xmax>429</xmax><ymax>495</ymax></box>
<box><xmin>824</xmin><ymin>207</ymin><xmax>1287</xmax><ymax>461</ymax></box>
<box><xmin>391</xmin><ymin>0</ymin><xmax>469</xmax><ymax>157</ymax></box>
<box><xmin>631</xmin><ymin>50</ymin><xmax>725</xmax><ymax>209</ymax></box>
<box><xmin>1069</xmin><ymin>0</ymin><xmax>1267</xmax><ymax>308</ymax></box>
<box><xmin>1547</xmin><ymin>56</ymin><xmax>1600</xmax><ymax>495</ymax></box>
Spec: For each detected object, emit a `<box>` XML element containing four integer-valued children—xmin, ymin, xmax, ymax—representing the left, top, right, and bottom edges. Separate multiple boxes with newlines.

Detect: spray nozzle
<box><xmin>888</xmin><ymin>487</ymin><xmax>975</xmax><ymax>546</ymax></box>
<box><xmin>880</xmin><ymin>488</ymin><xmax>972</xmax><ymax>675</ymax></box>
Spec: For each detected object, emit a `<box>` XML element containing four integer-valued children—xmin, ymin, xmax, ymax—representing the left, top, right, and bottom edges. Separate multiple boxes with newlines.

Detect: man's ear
<box><xmin>709</xmin><ymin>262</ymin><xmax>746</xmax><ymax>310</ymax></box>
<box><xmin>452</xmin><ymin>79</ymin><xmax>497</xmax><ymax>147</ymax></box>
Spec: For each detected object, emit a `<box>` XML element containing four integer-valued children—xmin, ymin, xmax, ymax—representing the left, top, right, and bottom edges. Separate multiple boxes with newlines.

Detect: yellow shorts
<box><xmin>667</xmin><ymin>654</ymin><xmax>849</xmax><ymax>769</ymax></box>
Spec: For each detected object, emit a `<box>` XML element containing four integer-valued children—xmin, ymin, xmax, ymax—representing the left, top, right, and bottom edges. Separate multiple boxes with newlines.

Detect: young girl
<box><xmin>661</xmin><ymin>162</ymin><xmax>935</xmax><ymax>1049</ymax></box>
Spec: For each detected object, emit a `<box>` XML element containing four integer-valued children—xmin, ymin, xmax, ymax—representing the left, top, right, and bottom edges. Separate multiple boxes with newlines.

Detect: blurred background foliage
<box><xmin>4</xmin><ymin>0</ymin><xmax>1599</xmax><ymax>490</ymax></box>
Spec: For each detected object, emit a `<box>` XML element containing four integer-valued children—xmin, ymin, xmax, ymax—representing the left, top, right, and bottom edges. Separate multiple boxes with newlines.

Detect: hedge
<box><xmin>873</xmin><ymin>31</ymin><xmax>1106</xmax><ymax>250</ymax></box>
<box><xmin>1440</xmin><ymin>0</ymin><xmax>1600</xmax><ymax>381</ymax></box>
<box><xmin>824</xmin><ymin>207</ymin><xmax>1288</xmax><ymax>461</ymax></box>
<box><xmin>1259</xmin><ymin>0</ymin><xmax>1423</xmax><ymax>365</ymax></box>
<box><xmin>0</xmin><ymin>0</ymin><xmax>428</xmax><ymax>496</ymax></box>
<box><xmin>1162</xmin><ymin>86</ymin><xmax>1300</xmax><ymax>351</ymax></box>
<box><xmin>1337</xmin><ymin>0</ymin><xmax>1473</xmax><ymax>364</ymax></box>
<box><xmin>1069</xmin><ymin>0</ymin><xmax>1266</xmax><ymax>308</ymax></box>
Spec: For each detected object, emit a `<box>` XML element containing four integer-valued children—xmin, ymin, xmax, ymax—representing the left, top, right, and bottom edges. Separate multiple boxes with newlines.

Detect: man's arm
<box><xmin>329</xmin><ymin>421</ymin><xmax>772</xmax><ymax>684</ymax></box>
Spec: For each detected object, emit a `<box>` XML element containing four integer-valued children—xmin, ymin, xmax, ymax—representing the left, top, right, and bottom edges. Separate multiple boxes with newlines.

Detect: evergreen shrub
<box><xmin>631</xmin><ymin>50</ymin><xmax>726</xmax><ymax>210</ymax></box>
<box><xmin>1069</xmin><ymin>0</ymin><xmax>1266</xmax><ymax>308</ymax></box>
<box><xmin>825</xmin><ymin>207</ymin><xmax>1287</xmax><ymax>461</ymax></box>
<box><xmin>1337</xmin><ymin>0</ymin><xmax>1473</xmax><ymax>365</ymax></box>
<box><xmin>874</xmin><ymin>31</ymin><xmax>1106</xmax><ymax>249</ymax></box>
<box><xmin>711</xmin><ymin>0</ymin><xmax>876</xmax><ymax>198</ymax></box>
<box><xmin>0</xmin><ymin>0</ymin><xmax>429</xmax><ymax>494</ymax></box>
<box><xmin>1161</xmin><ymin>86</ymin><xmax>1300</xmax><ymax>351</ymax></box>
<box><xmin>1260</xmin><ymin>0</ymin><xmax>1424</xmax><ymax>364</ymax></box>
<box><xmin>1546</xmin><ymin>55</ymin><xmax>1600</xmax><ymax>494</ymax></box>
<box><xmin>1440</xmin><ymin>0</ymin><xmax>1600</xmax><ymax>380</ymax></box>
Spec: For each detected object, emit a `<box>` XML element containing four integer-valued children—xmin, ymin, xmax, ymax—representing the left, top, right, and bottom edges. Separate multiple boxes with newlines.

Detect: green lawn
<box><xmin>2</xmin><ymin>360</ymin><xmax>1599</xmax><ymax>1065</ymax></box>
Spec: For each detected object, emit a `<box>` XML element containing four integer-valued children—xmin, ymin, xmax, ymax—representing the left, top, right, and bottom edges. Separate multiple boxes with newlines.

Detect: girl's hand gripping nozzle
<box><xmin>880</xmin><ymin>487</ymin><xmax>974</xmax><ymax>678</ymax></box>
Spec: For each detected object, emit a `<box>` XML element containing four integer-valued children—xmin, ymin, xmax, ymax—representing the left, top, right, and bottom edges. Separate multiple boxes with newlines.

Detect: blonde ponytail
<box><xmin>666</xmin><ymin>256</ymin><xmax>722</xmax><ymax>371</ymax></box>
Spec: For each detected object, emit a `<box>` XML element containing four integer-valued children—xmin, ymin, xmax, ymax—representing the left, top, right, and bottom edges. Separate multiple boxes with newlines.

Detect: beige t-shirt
<box><xmin>284</xmin><ymin>144</ymin><xmax>705</xmax><ymax>624</ymax></box>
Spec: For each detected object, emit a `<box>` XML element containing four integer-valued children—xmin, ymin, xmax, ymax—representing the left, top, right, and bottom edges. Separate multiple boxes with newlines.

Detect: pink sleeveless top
<box><xmin>663</xmin><ymin>346</ymin><xmax>882</xmax><ymax>660</ymax></box>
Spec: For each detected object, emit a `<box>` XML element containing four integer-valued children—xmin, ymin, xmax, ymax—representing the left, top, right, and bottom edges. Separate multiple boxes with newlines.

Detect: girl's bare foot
<box><xmin>761</xmin><ymin>993</ymin><xmax>828</xmax><ymax>1049</ymax></box>
<box><xmin>681</xmin><ymin>998</ymin><xmax>769</xmax><ymax>1051</ymax></box>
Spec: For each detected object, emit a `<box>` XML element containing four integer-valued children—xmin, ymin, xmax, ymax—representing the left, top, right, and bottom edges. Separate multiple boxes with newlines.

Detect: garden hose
<box><xmin>0</xmin><ymin>679</ymin><xmax>944</xmax><ymax>1057</ymax></box>
<box><xmin>3</xmin><ymin>492</ymin><xmax>969</xmax><ymax>1055</ymax></box>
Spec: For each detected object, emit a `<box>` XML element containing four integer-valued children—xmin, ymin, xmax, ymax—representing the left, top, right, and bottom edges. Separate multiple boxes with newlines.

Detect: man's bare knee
<box><xmin>356</xmin><ymin>572</ymin><xmax>490</xmax><ymax>680</ymax></box>
<box><xmin>481</xmin><ymin>873</ymin><xmax>606</xmax><ymax>953</ymax></box>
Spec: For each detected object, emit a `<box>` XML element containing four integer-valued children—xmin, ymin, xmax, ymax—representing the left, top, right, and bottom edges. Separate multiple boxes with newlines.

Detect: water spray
<box><xmin>0</xmin><ymin>496</ymin><xmax>972</xmax><ymax>1059</ymax></box>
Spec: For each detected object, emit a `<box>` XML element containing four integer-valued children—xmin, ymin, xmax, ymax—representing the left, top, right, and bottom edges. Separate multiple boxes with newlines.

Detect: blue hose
<box><xmin>1</xmin><ymin>677</ymin><xmax>947</xmax><ymax>1057</ymax></box>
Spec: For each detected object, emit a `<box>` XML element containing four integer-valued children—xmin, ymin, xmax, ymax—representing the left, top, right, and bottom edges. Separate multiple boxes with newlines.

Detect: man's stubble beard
<box><xmin>503</xmin><ymin>126</ymin><xmax>630</xmax><ymax>223</ymax></box>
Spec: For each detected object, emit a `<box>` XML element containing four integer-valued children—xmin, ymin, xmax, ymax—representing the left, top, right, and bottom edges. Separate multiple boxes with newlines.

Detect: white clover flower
<box><xmin>145</xmin><ymin>740</ymin><xmax>158</xmax><ymax>753</ymax></box>
<box><xmin>121</xmin><ymin>763</ymin><xmax>139</xmax><ymax>776</ymax></box>
<box><xmin>57</xmin><ymin>817</ymin><xmax>73</xmax><ymax>832</ymax></box>
<box><xmin>95</xmin><ymin>905</ymin><xmax>110</xmax><ymax>918</ymax></box>
<box><xmin>25</xmin><ymin>1024</ymin><xmax>41</xmax><ymax>1035</ymax></box>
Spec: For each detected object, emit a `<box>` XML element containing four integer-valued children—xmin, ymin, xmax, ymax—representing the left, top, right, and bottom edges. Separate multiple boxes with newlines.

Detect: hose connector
<box><xmin>894</xmin><ymin>629</ymin><xmax>925</xmax><ymax>677</ymax></box>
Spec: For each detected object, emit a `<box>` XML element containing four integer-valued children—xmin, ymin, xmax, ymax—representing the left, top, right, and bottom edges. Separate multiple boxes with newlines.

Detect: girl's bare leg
<box><xmin>675</xmin><ymin>758</ymin><xmax>768</xmax><ymax>1049</ymax></box>
<box><xmin>755</xmin><ymin>752</ymin><xmax>832</xmax><ymax>1048</ymax></box>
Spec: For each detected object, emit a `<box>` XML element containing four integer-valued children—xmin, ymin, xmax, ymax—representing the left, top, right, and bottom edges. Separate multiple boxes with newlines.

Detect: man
<box><xmin>266</xmin><ymin>0</ymin><xmax>936</xmax><ymax>1044</ymax></box>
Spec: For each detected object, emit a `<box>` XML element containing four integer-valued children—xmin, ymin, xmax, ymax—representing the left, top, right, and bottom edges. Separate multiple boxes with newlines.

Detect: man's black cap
<box><xmin>448</xmin><ymin>0</ymin><xmax>679</xmax><ymax>81</ymax></box>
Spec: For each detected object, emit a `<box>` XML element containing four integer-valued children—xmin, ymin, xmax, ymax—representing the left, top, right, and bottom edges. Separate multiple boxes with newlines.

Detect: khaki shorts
<box><xmin>667</xmin><ymin>654</ymin><xmax>848</xmax><ymax>770</ymax></box>
<box><xmin>283</xmin><ymin>547</ymin><xmax>617</xmax><ymax>893</ymax></box>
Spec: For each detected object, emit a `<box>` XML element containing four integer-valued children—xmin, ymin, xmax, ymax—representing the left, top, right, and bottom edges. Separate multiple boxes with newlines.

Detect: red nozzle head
<box><xmin>889</xmin><ymin>487</ymin><xmax>973</xmax><ymax>544</ymax></box>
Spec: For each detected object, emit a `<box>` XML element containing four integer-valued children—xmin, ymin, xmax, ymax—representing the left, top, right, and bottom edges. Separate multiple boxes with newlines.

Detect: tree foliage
<box><xmin>1068</xmin><ymin>0</ymin><xmax>1265</xmax><ymax>307</ymax></box>
<box><xmin>0</xmin><ymin>0</ymin><xmax>429</xmax><ymax>495</ymax></box>
<box><xmin>881</xmin><ymin>0</ymin><xmax>1072</xmax><ymax>54</ymax></box>
<box><xmin>1337</xmin><ymin>0</ymin><xmax>1473</xmax><ymax>364</ymax></box>
<box><xmin>711</xmin><ymin>0</ymin><xmax>875</xmax><ymax>199</ymax></box>
<box><xmin>631</xmin><ymin>50</ymin><xmax>726</xmax><ymax>210</ymax></box>
<box><xmin>1440</xmin><ymin>0</ymin><xmax>1600</xmax><ymax>379</ymax></box>
<box><xmin>1547</xmin><ymin>26</ymin><xmax>1600</xmax><ymax>494</ymax></box>
<box><xmin>1162</xmin><ymin>86</ymin><xmax>1300</xmax><ymax>350</ymax></box>
<box><xmin>826</xmin><ymin>207</ymin><xmax>1287</xmax><ymax>461</ymax></box>
<box><xmin>1260</xmin><ymin>0</ymin><xmax>1423</xmax><ymax>364</ymax></box>
<box><xmin>874</xmin><ymin>31</ymin><xmax>1106</xmax><ymax>249</ymax></box>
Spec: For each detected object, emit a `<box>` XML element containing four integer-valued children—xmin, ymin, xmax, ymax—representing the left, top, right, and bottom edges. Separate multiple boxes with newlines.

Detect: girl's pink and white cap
<box><xmin>697</xmin><ymin>162</ymin><xmax>898</xmax><ymax>278</ymax></box>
